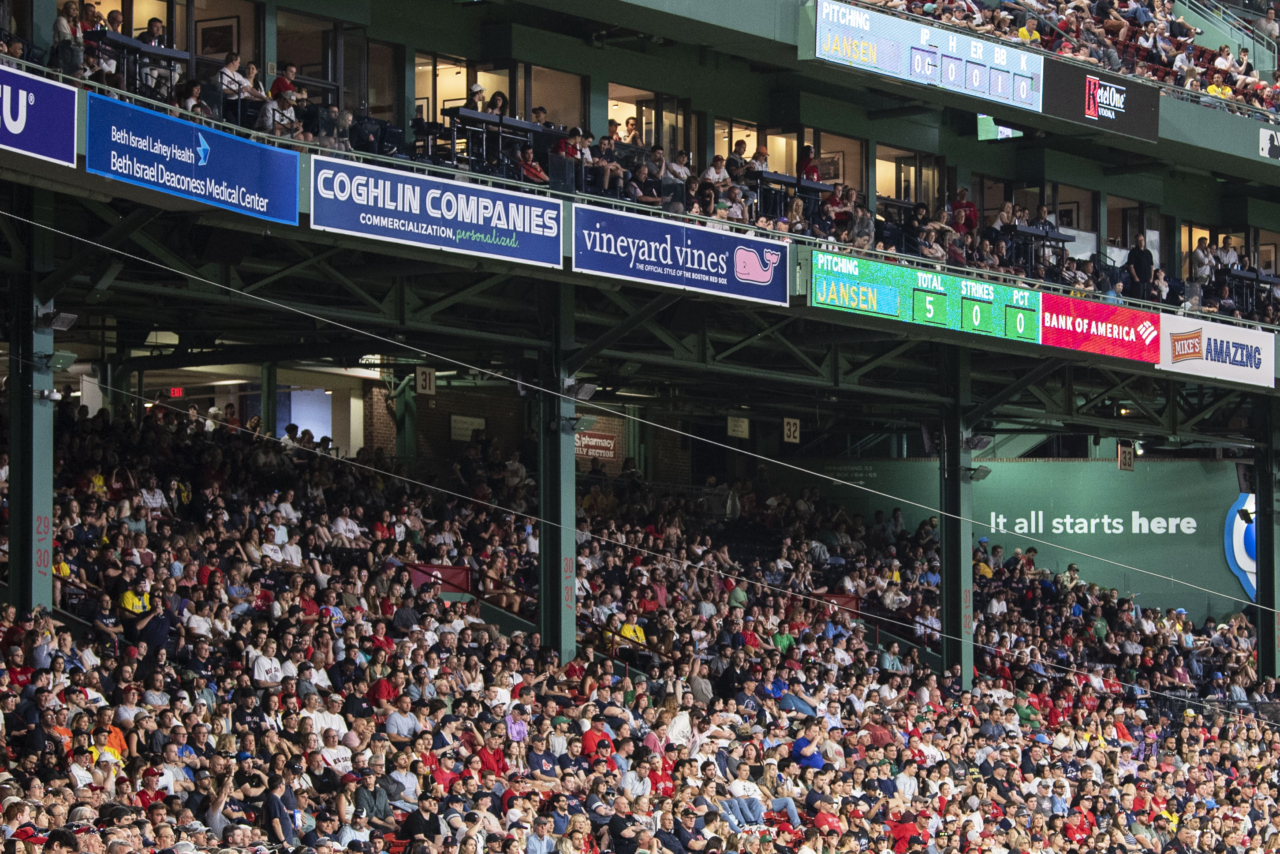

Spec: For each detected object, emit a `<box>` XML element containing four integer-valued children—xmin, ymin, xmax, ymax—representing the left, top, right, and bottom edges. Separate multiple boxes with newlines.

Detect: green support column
<box><xmin>401</xmin><ymin>44</ymin><xmax>416</xmax><ymax>139</ymax></box>
<box><xmin>538</xmin><ymin>282</ymin><xmax>577</xmax><ymax>660</ymax></box>
<box><xmin>866</xmin><ymin>140</ymin><xmax>877</xmax><ymax>217</ymax></box>
<box><xmin>135</xmin><ymin>370</ymin><xmax>144</xmax><ymax>420</ymax></box>
<box><xmin>940</xmin><ymin>346</ymin><xmax>974</xmax><ymax>688</ymax></box>
<box><xmin>7</xmin><ymin>191</ymin><xmax>55</xmax><ymax>613</ymax></box>
<box><xmin>1257</xmin><ymin>395</ymin><xmax>1280</xmax><ymax>679</ymax></box>
<box><xmin>697</xmin><ymin>111</ymin><xmax>716</xmax><ymax>174</ymax></box>
<box><xmin>586</xmin><ymin>76</ymin><xmax>609</xmax><ymax>139</ymax></box>
<box><xmin>115</xmin><ymin>368</ymin><xmax>131</xmax><ymax>423</ymax></box>
<box><xmin>1097</xmin><ymin>193</ymin><xmax>1108</xmax><ymax>263</ymax></box>
<box><xmin>261</xmin><ymin>362</ymin><xmax>278</xmax><ymax>438</ymax></box>
<box><xmin>393</xmin><ymin>376</ymin><xmax>417</xmax><ymax>461</ymax></box>
<box><xmin>263</xmin><ymin>0</ymin><xmax>278</xmax><ymax>75</ymax></box>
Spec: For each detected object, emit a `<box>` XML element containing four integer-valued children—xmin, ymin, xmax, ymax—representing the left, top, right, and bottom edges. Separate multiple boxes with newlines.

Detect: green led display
<box><xmin>809</xmin><ymin>251</ymin><xmax>1041</xmax><ymax>344</ymax></box>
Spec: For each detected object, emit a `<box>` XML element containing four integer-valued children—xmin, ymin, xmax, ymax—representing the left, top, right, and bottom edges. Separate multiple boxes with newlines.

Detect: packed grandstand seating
<box><xmin>0</xmin><ymin>392</ymin><xmax>1269</xmax><ymax>854</ymax></box>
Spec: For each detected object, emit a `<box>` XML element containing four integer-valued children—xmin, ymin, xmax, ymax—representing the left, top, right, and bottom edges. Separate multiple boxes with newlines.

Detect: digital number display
<box><xmin>816</xmin><ymin>0</ymin><xmax>1044</xmax><ymax>113</ymax></box>
<box><xmin>810</xmin><ymin>251</ymin><xmax>1041</xmax><ymax>344</ymax></box>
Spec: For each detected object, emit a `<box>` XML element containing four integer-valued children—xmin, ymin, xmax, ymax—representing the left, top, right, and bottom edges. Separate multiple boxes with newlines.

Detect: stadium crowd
<box><xmin>0</xmin><ymin>392</ymin><xmax>1272</xmax><ymax>854</ymax></box>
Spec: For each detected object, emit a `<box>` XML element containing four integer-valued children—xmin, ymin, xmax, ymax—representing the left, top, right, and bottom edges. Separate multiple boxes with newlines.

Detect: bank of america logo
<box><xmin>1137</xmin><ymin>320</ymin><xmax>1157</xmax><ymax>345</ymax></box>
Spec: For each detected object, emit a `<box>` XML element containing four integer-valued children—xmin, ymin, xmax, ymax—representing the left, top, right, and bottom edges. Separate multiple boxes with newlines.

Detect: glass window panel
<box><xmin>278</xmin><ymin>10</ymin><xmax>335</xmax><ymax>82</ymax></box>
<box><xmin>608</xmin><ymin>83</ymin><xmax>653</xmax><ymax>145</ymax></box>
<box><xmin>715</xmin><ymin>118</ymin><xmax>731</xmax><ymax>158</ymax></box>
<box><xmin>342</xmin><ymin>27</ymin><xmax>367</xmax><ymax>112</ymax></box>
<box><xmin>919</xmin><ymin>155</ymin><xmax>939</xmax><ymax>212</ymax></box>
<box><xmin>531</xmin><ymin>65</ymin><xmax>582</xmax><ymax>128</ymax></box>
<box><xmin>730</xmin><ymin>122</ymin><xmax>757</xmax><ymax>162</ymax></box>
<box><xmin>474</xmin><ymin>67</ymin><xmax>509</xmax><ymax>112</ymax></box>
<box><xmin>766</xmin><ymin>129</ymin><xmax>798</xmax><ymax>177</ymax></box>
<box><xmin>875</xmin><ymin>144</ymin><xmax>913</xmax><ymax>202</ymax></box>
<box><xmin>817</xmin><ymin>131</ymin><xmax>864</xmax><ymax>195</ymax></box>
<box><xmin>1055</xmin><ymin>184</ymin><xmax>1094</xmax><ymax>232</ymax></box>
<box><xmin>172</xmin><ymin>1</ymin><xmax>186</xmax><ymax>51</ymax></box>
<box><xmin>1257</xmin><ymin>229</ymin><xmax>1280</xmax><ymax>274</ymax></box>
<box><xmin>435</xmin><ymin>56</ymin><xmax>466</xmax><ymax>123</ymax></box>
<box><xmin>414</xmin><ymin>52</ymin><xmax>432</xmax><ymax>122</ymax></box>
<box><xmin>133</xmin><ymin>0</ymin><xmax>167</xmax><ymax>38</ymax></box>
<box><xmin>192</xmin><ymin>0</ymin><xmax>259</xmax><ymax>61</ymax></box>
<box><xmin>980</xmin><ymin>177</ymin><xmax>1007</xmax><ymax>226</ymax></box>
<box><xmin>367</xmin><ymin>41</ymin><xmax>398</xmax><ymax>124</ymax></box>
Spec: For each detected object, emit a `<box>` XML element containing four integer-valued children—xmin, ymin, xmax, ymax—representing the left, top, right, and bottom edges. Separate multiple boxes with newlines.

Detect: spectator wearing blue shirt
<box><xmin>525</xmin><ymin>818</ymin><xmax>556</xmax><ymax>854</ymax></box>
<box><xmin>791</xmin><ymin>719</ymin><xmax>827</xmax><ymax>770</ymax></box>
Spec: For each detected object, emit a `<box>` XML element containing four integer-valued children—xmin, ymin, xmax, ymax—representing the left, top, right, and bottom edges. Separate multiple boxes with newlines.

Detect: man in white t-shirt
<box><xmin>700</xmin><ymin>154</ymin><xmax>732</xmax><ymax>194</ymax></box>
<box><xmin>252</xmin><ymin>638</ymin><xmax>283</xmax><ymax>690</ymax></box>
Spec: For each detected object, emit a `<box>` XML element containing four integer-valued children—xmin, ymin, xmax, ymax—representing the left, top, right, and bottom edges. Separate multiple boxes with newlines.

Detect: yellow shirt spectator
<box><xmin>120</xmin><ymin>589</ymin><xmax>150</xmax><ymax>615</ymax></box>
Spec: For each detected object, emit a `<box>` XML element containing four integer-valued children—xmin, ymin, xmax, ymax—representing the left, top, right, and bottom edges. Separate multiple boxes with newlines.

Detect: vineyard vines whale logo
<box><xmin>1225</xmin><ymin>492</ymin><xmax>1257</xmax><ymax>600</ymax></box>
<box><xmin>733</xmin><ymin>246</ymin><xmax>782</xmax><ymax>285</ymax></box>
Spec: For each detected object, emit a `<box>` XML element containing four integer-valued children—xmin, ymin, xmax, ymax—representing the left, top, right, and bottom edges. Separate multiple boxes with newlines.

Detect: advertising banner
<box><xmin>0</xmin><ymin>64</ymin><xmax>77</xmax><ymax>167</ymax></box>
<box><xmin>808</xmin><ymin>251</ymin><xmax>1040</xmax><ymax>344</ymax></box>
<box><xmin>574</xmin><ymin>431</ymin><xmax>619</xmax><ymax>461</ymax></box>
<box><xmin>85</xmin><ymin>94</ymin><xmax>298</xmax><ymax>224</ymax></box>
<box><xmin>1041</xmin><ymin>58</ymin><xmax>1160</xmax><ymax>142</ymax></box>
<box><xmin>311</xmin><ymin>155</ymin><xmax>563</xmax><ymax>268</ymax></box>
<box><xmin>815</xmin><ymin>0</ymin><xmax>1044</xmax><ymax>112</ymax></box>
<box><xmin>778</xmin><ymin>457</ymin><xmax>1252</xmax><ymax>619</ymax></box>
<box><xmin>572</xmin><ymin>205</ymin><xmax>789</xmax><ymax>305</ymax></box>
<box><xmin>1040</xmin><ymin>293</ymin><xmax>1160</xmax><ymax>362</ymax></box>
<box><xmin>1155</xmin><ymin>313</ymin><xmax>1275</xmax><ymax>388</ymax></box>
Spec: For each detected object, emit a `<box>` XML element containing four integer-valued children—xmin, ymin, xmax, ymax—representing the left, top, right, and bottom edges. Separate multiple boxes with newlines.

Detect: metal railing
<box><xmin>10</xmin><ymin>52</ymin><xmax>1280</xmax><ymax>338</ymax></box>
<box><xmin>1179</xmin><ymin>0</ymin><xmax>1278</xmax><ymax>69</ymax></box>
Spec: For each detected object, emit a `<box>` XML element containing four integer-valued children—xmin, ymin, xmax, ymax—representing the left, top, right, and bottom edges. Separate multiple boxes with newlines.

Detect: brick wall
<box><xmin>651</xmin><ymin>416</ymin><xmax>692</xmax><ymax>485</ymax></box>
<box><xmin>363</xmin><ymin>382</ymin><xmax>397</xmax><ymax>455</ymax></box>
<box><xmin>577</xmin><ymin>413</ymin><xmax>626</xmax><ymax>476</ymax></box>
<box><xmin>416</xmin><ymin>386</ymin><xmax>527</xmax><ymax>465</ymax></box>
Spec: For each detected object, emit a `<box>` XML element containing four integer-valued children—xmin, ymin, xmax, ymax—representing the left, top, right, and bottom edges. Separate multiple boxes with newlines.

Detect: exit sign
<box><xmin>169</xmin><ymin>387</ymin><xmax>184</xmax><ymax>398</ymax></box>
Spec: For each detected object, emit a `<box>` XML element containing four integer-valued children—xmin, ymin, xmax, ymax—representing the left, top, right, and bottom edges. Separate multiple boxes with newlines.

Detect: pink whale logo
<box><xmin>733</xmin><ymin>246</ymin><xmax>782</xmax><ymax>285</ymax></box>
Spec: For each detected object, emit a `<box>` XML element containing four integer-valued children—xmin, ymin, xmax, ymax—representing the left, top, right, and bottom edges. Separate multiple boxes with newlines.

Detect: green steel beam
<box><xmin>940</xmin><ymin>345</ymin><xmax>974</xmax><ymax>689</ymax></box>
<box><xmin>1259</xmin><ymin>395</ymin><xmax>1280</xmax><ymax>679</ymax></box>
<box><xmin>261</xmin><ymin>362</ymin><xmax>278</xmax><ymax>439</ymax></box>
<box><xmin>539</xmin><ymin>282</ymin><xmax>578</xmax><ymax>661</ymax></box>
<box><xmin>7</xmin><ymin>190</ymin><xmax>54</xmax><ymax>613</ymax></box>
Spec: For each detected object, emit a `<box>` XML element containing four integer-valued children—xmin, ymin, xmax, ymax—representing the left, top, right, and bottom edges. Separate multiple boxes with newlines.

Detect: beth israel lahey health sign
<box><xmin>86</xmin><ymin>93</ymin><xmax>298</xmax><ymax>225</ymax></box>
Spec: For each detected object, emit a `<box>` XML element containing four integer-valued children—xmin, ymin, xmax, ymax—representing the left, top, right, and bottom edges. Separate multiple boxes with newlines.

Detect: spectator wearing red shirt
<box><xmin>477</xmin><ymin>733</ymin><xmax>509</xmax><ymax>777</ymax></box>
<box><xmin>554</xmin><ymin>128</ymin><xmax>582</xmax><ymax>159</ymax></box>
<box><xmin>891</xmin><ymin>812</ymin><xmax>931</xmax><ymax>854</ymax></box>
<box><xmin>269</xmin><ymin>63</ymin><xmax>298</xmax><ymax>98</ymax></box>
<box><xmin>796</xmin><ymin>145</ymin><xmax>821</xmax><ymax>182</ymax></box>
<box><xmin>814</xmin><ymin>796</ymin><xmax>842</xmax><ymax>832</ymax></box>
<box><xmin>137</xmin><ymin>768</ymin><xmax>166</xmax><ymax>808</ymax></box>
<box><xmin>581</xmin><ymin>715</ymin><xmax>615</xmax><ymax>757</ymax></box>
<box><xmin>367</xmin><ymin>670</ymin><xmax>406</xmax><ymax>713</ymax></box>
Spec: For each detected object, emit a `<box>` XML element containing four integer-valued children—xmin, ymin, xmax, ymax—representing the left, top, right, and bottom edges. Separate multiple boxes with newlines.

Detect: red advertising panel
<box><xmin>1040</xmin><ymin>293</ymin><xmax>1160</xmax><ymax>363</ymax></box>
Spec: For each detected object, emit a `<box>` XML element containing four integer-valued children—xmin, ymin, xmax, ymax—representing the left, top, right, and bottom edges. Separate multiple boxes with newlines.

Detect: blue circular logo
<box><xmin>1224</xmin><ymin>492</ymin><xmax>1257</xmax><ymax>601</ymax></box>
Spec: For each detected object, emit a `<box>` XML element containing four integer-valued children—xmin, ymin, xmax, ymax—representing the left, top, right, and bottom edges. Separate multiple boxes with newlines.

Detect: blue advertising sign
<box><xmin>0</xmin><ymin>64</ymin><xmax>77</xmax><ymax>167</ymax></box>
<box><xmin>309</xmin><ymin>156</ymin><xmax>562</xmax><ymax>268</ymax></box>
<box><xmin>815</xmin><ymin>0</ymin><xmax>1043</xmax><ymax>113</ymax></box>
<box><xmin>572</xmin><ymin>206</ymin><xmax>789</xmax><ymax>306</ymax></box>
<box><xmin>85</xmin><ymin>93</ymin><xmax>298</xmax><ymax>225</ymax></box>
